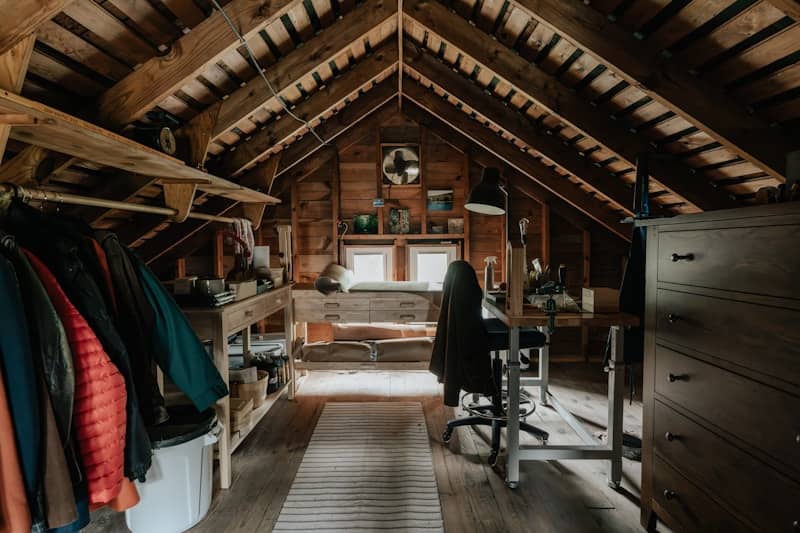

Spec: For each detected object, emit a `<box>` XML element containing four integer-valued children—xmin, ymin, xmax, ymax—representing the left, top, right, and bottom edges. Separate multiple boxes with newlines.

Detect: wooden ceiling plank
<box><xmin>503</xmin><ymin>0</ymin><xmax>793</xmax><ymax>181</ymax></box>
<box><xmin>104</xmin><ymin>0</ymin><xmax>179</xmax><ymax>46</ymax></box>
<box><xmin>92</xmin><ymin>0</ymin><xmax>298</xmax><ymax>130</ymax></box>
<box><xmin>0</xmin><ymin>0</ymin><xmax>74</xmax><ymax>56</ymax></box>
<box><xmin>0</xmin><ymin>34</ymin><xmax>36</xmax><ymax>164</ymax></box>
<box><xmin>137</xmin><ymin>81</ymin><xmax>398</xmax><ymax>264</ymax></box>
<box><xmin>405</xmin><ymin>43</ymin><xmax>640</xmax><ymax>216</ymax></box>
<box><xmin>766</xmin><ymin>0</ymin><xmax>800</xmax><ymax>19</ymax></box>
<box><xmin>213</xmin><ymin>0</ymin><xmax>396</xmax><ymax>141</ymax></box>
<box><xmin>216</xmin><ymin>44</ymin><xmax>398</xmax><ymax>177</ymax></box>
<box><xmin>403</xmin><ymin>78</ymin><xmax>631</xmax><ymax>240</ymax></box>
<box><xmin>160</xmin><ymin>0</ymin><xmax>208</xmax><ymax>29</ymax></box>
<box><xmin>403</xmin><ymin>0</ymin><xmax>740</xmax><ymax>210</ymax></box>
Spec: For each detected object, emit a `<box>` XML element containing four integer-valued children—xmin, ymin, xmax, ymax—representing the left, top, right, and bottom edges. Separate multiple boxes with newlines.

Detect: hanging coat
<box><xmin>0</xmin><ymin>255</ymin><xmax>45</xmax><ymax>529</ymax></box>
<box><xmin>6</xmin><ymin>201</ymin><xmax>152</xmax><ymax>481</ymax></box>
<box><xmin>95</xmin><ymin>231</ymin><xmax>168</xmax><ymax>426</ymax></box>
<box><xmin>24</xmin><ymin>251</ymin><xmax>127</xmax><ymax>507</ymax></box>
<box><xmin>430</xmin><ymin>261</ymin><xmax>494</xmax><ymax>407</ymax></box>
<box><xmin>0</xmin><ymin>366</ymin><xmax>31</xmax><ymax>533</ymax></box>
<box><xmin>134</xmin><ymin>253</ymin><xmax>228</xmax><ymax>411</ymax></box>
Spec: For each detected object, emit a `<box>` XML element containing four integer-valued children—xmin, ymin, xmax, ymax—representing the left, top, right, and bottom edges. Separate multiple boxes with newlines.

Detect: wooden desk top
<box><xmin>482</xmin><ymin>298</ymin><xmax>640</xmax><ymax>328</ymax></box>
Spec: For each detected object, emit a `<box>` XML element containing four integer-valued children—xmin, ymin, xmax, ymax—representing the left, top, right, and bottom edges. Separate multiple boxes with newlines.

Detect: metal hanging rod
<box><xmin>0</xmin><ymin>183</ymin><xmax>238</xmax><ymax>224</ymax></box>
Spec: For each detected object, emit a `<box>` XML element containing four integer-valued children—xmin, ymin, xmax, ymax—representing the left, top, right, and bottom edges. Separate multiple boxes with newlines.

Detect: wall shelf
<box><xmin>341</xmin><ymin>233</ymin><xmax>465</xmax><ymax>240</ymax></box>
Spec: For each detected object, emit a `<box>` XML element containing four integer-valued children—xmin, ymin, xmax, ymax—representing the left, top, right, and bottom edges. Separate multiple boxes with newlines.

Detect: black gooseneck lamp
<box><xmin>465</xmin><ymin>167</ymin><xmax>509</xmax><ymax>251</ymax></box>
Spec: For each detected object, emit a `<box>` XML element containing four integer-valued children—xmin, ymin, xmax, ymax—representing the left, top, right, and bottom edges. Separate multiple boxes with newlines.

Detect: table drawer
<box><xmin>294</xmin><ymin>308</ymin><xmax>370</xmax><ymax>323</ymax></box>
<box><xmin>656</xmin><ymin>289</ymin><xmax>800</xmax><ymax>384</ymax></box>
<box><xmin>294</xmin><ymin>299</ymin><xmax>370</xmax><ymax>313</ymax></box>
<box><xmin>657</xmin><ymin>225</ymin><xmax>800</xmax><ymax>299</ymax></box>
<box><xmin>370</xmin><ymin>309</ymin><xmax>431</xmax><ymax>323</ymax></box>
<box><xmin>227</xmin><ymin>298</ymin><xmax>285</xmax><ymax>333</ymax></box>
<box><xmin>655</xmin><ymin>346</ymin><xmax>800</xmax><ymax>470</ymax></box>
<box><xmin>652</xmin><ymin>455</ymin><xmax>751</xmax><ymax>533</ymax></box>
<box><xmin>654</xmin><ymin>401</ymin><xmax>800</xmax><ymax>532</ymax></box>
<box><xmin>369</xmin><ymin>297</ymin><xmax>430</xmax><ymax>310</ymax></box>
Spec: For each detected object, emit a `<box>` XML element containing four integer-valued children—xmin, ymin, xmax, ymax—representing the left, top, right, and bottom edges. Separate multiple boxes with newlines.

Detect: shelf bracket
<box><xmin>180</xmin><ymin>101</ymin><xmax>221</xmax><ymax>168</ymax></box>
<box><xmin>242</xmin><ymin>202</ymin><xmax>266</xmax><ymax>229</ymax></box>
<box><xmin>163</xmin><ymin>182</ymin><xmax>197</xmax><ymax>222</ymax></box>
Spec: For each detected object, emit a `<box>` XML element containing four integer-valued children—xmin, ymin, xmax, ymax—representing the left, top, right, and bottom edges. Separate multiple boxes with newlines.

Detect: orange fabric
<box><xmin>0</xmin><ymin>368</ymin><xmax>31</xmax><ymax>533</ymax></box>
<box><xmin>24</xmin><ymin>251</ymin><xmax>127</xmax><ymax>507</ymax></box>
<box><xmin>90</xmin><ymin>479</ymin><xmax>140</xmax><ymax>513</ymax></box>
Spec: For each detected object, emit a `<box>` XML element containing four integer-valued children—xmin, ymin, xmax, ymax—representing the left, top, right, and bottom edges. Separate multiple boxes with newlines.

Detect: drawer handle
<box><xmin>666</xmin><ymin>313</ymin><xmax>681</xmax><ymax>324</ymax></box>
<box><xmin>671</xmin><ymin>253</ymin><xmax>694</xmax><ymax>262</ymax></box>
<box><xmin>668</xmin><ymin>373</ymin><xmax>689</xmax><ymax>383</ymax></box>
<box><xmin>664</xmin><ymin>431</ymin><xmax>679</xmax><ymax>442</ymax></box>
<box><xmin>663</xmin><ymin>489</ymin><xmax>677</xmax><ymax>501</ymax></box>
<box><xmin>793</xmin><ymin>520</ymin><xmax>799</xmax><ymax>532</ymax></box>
<box><xmin>400</xmin><ymin>314</ymin><xmax>416</xmax><ymax>320</ymax></box>
<box><xmin>244</xmin><ymin>310</ymin><xmax>254</xmax><ymax>317</ymax></box>
<box><xmin>324</xmin><ymin>314</ymin><xmax>341</xmax><ymax>320</ymax></box>
<box><xmin>400</xmin><ymin>302</ymin><xmax>415</xmax><ymax>308</ymax></box>
<box><xmin>324</xmin><ymin>303</ymin><xmax>340</xmax><ymax>309</ymax></box>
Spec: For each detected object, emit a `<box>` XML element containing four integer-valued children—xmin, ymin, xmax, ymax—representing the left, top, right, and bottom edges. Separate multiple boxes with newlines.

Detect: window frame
<box><xmin>344</xmin><ymin>245</ymin><xmax>394</xmax><ymax>282</ymax></box>
<box><xmin>407</xmin><ymin>244</ymin><xmax>459</xmax><ymax>284</ymax></box>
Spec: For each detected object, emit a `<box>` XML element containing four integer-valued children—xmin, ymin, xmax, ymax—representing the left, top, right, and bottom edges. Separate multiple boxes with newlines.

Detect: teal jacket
<box><xmin>134</xmin><ymin>256</ymin><xmax>228</xmax><ymax>411</ymax></box>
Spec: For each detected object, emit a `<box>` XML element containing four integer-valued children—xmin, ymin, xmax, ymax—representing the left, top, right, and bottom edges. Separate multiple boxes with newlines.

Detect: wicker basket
<box><xmin>231</xmin><ymin>370</ymin><xmax>269</xmax><ymax>407</ymax></box>
<box><xmin>230</xmin><ymin>398</ymin><xmax>253</xmax><ymax>434</ymax></box>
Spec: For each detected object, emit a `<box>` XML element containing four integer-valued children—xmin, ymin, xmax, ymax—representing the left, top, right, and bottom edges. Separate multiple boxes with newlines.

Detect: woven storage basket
<box><xmin>230</xmin><ymin>398</ymin><xmax>253</xmax><ymax>434</ymax></box>
<box><xmin>231</xmin><ymin>370</ymin><xmax>269</xmax><ymax>407</ymax></box>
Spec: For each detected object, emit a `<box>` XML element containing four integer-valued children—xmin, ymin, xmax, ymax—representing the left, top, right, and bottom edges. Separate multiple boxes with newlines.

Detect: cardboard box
<box><xmin>582</xmin><ymin>287</ymin><xmax>620</xmax><ymax>313</ymax></box>
<box><xmin>229</xmin><ymin>280</ymin><xmax>257</xmax><ymax>301</ymax></box>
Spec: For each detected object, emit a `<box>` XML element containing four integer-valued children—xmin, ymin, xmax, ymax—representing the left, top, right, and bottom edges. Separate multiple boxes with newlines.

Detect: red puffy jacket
<box><xmin>24</xmin><ymin>251</ymin><xmax>127</xmax><ymax>506</ymax></box>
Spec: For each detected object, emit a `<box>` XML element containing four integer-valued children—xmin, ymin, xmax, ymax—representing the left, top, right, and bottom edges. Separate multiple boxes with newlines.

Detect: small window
<box><xmin>345</xmin><ymin>246</ymin><xmax>394</xmax><ymax>283</ymax></box>
<box><xmin>408</xmin><ymin>245</ymin><xmax>458</xmax><ymax>285</ymax></box>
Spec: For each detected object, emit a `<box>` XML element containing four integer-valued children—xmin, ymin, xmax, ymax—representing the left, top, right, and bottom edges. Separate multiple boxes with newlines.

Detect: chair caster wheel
<box><xmin>488</xmin><ymin>451</ymin><xmax>499</xmax><ymax>467</ymax></box>
<box><xmin>442</xmin><ymin>428</ymin><xmax>453</xmax><ymax>443</ymax></box>
<box><xmin>506</xmin><ymin>480</ymin><xmax>519</xmax><ymax>489</ymax></box>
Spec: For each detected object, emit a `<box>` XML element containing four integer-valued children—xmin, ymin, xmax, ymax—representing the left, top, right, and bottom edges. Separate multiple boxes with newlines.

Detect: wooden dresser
<box><xmin>293</xmin><ymin>288</ymin><xmax>441</xmax><ymax>323</ymax></box>
<box><xmin>639</xmin><ymin>203</ymin><xmax>800</xmax><ymax>533</ymax></box>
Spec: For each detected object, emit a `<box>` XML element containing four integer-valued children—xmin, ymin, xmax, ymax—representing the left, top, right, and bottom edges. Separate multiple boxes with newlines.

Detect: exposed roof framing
<box><xmin>506</xmin><ymin>0</ymin><xmax>792</xmax><ymax>181</ymax></box>
<box><xmin>1</xmin><ymin>0</ymin><xmax>800</xmax><ymax>261</ymax></box>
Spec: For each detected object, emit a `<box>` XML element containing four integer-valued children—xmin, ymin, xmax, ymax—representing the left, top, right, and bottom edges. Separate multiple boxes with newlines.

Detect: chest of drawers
<box><xmin>639</xmin><ymin>203</ymin><xmax>800</xmax><ymax>533</ymax></box>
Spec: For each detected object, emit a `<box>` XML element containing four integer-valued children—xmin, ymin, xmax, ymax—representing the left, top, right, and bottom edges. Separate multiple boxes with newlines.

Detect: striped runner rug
<box><xmin>273</xmin><ymin>402</ymin><xmax>444</xmax><ymax>532</ymax></box>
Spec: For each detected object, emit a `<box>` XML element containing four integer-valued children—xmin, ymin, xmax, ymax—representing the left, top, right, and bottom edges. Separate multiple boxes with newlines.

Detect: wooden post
<box><xmin>541</xmin><ymin>202</ymin><xmax>551</xmax><ymax>268</ymax></box>
<box><xmin>507</xmin><ymin>243</ymin><xmax>524</xmax><ymax>316</ymax></box>
<box><xmin>176</xmin><ymin>257</ymin><xmax>187</xmax><ymax>278</ymax></box>
<box><xmin>213</xmin><ymin>230</ymin><xmax>225</xmax><ymax>278</ymax></box>
<box><xmin>462</xmin><ymin>150</ymin><xmax>470</xmax><ymax>262</ymax></box>
<box><xmin>332</xmin><ymin>154</ymin><xmax>341</xmax><ymax>264</ymax></box>
<box><xmin>581</xmin><ymin>228</ymin><xmax>591</xmax><ymax>361</ymax></box>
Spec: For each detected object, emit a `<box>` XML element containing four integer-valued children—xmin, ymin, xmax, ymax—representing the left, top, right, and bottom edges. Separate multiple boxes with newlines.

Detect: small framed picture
<box><xmin>381</xmin><ymin>143</ymin><xmax>421</xmax><ymax>187</ymax></box>
<box><xmin>427</xmin><ymin>189</ymin><xmax>454</xmax><ymax>211</ymax></box>
<box><xmin>447</xmin><ymin>218</ymin><xmax>464</xmax><ymax>234</ymax></box>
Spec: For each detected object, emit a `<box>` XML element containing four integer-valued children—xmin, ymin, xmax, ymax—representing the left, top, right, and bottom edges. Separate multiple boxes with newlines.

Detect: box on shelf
<box><xmin>581</xmin><ymin>287</ymin><xmax>620</xmax><ymax>313</ymax></box>
<box><xmin>229</xmin><ymin>366</ymin><xmax>258</xmax><ymax>384</ymax></box>
<box><xmin>229</xmin><ymin>280</ymin><xmax>257</xmax><ymax>301</ymax></box>
<box><xmin>230</xmin><ymin>398</ymin><xmax>253</xmax><ymax>434</ymax></box>
<box><xmin>231</xmin><ymin>370</ymin><xmax>269</xmax><ymax>408</ymax></box>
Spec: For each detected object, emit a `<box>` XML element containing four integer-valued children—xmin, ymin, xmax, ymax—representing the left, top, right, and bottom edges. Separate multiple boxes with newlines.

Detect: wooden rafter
<box><xmin>137</xmin><ymin>79</ymin><xmax>399</xmax><ymax>264</ymax></box>
<box><xmin>403</xmin><ymin>78</ymin><xmax>631</xmax><ymax>240</ymax></box>
<box><xmin>0</xmin><ymin>0</ymin><xmax>74</xmax><ymax>56</ymax></box>
<box><xmin>92</xmin><ymin>0</ymin><xmax>298</xmax><ymax>129</ymax></box>
<box><xmin>402</xmin><ymin>0</ymin><xmax>740</xmax><ymax>211</ymax></box>
<box><xmin>0</xmin><ymin>35</ymin><xmax>36</xmax><ymax>164</ymax></box>
<box><xmin>216</xmin><ymin>45</ymin><xmax>399</xmax><ymax>177</ymax></box>
<box><xmin>766</xmin><ymin>0</ymin><xmax>800</xmax><ymax>19</ymax></box>
<box><xmin>506</xmin><ymin>0</ymin><xmax>793</xmax><ymax>182</ymax></box>
<box><xmin>404</xmin><ymin>43</ymin><xmax>645</xmax><ymax>217</ymax></box>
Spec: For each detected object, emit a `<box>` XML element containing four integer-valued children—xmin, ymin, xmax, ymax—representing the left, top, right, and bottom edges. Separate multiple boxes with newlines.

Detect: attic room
<box><xmin>0</xmin><ymin>0</ymin><xmax>798</xmax><ymax>532</ymax></box>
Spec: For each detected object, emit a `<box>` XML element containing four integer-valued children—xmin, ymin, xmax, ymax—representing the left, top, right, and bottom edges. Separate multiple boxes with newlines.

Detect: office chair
<box><xmin>438</xmin><ymin>267</ymin><xmax>549</xmax><ymax>467</ymax></box>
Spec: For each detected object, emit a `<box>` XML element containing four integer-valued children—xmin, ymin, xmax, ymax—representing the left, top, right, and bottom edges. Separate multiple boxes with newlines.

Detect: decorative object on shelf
<box><xmin>381</xmin><ymin>143</ymin><xmax>421</xmax><ymax>186</ymax></box>
<box><xmin>427</xmin><ymin>189</ymin><xmax>454</xmax><ymax>211</ymax></box>
<box><xmin>132</xmin><ymin>110</ymin><xmax>179</xmax><ymax>155</ymax></box>
<box><xmin>353</xmin><ymin>214</ymin><xmax>378</xmax><ymax>234</ymax></box>
<box><xmin>388</xmin><ymin>208</ymin><xmax>411</xmax><ymax>234</ymax></box>
<box><xmin>429</xmin><ymin>223</ymin><xmax>445</xmax><ymax>234</ymax></box>
<box><xmin>447</xmin><ymin>217</ymin><xmax>464</xmax><ymax>234</ymax></box>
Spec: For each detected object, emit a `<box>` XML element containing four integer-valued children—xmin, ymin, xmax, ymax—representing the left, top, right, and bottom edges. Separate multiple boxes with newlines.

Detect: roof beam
<box><xmin>0</xmin><ymin>0</ymin><xmax>74</xmax><ymax>56</ymax></box>
<box><xmin>93</xmin><ymin>0</ymin><xmax>298</xmax><ymax>129</ymax></box>
<box><xmin>215</xmin><ymin>44</ymin><xmax>399</xmax><ymax>177</ymax></box>
<box><xmin>505</xmin><ymin>0</ymin><xmax>793</xmax><ymax>181</ymax></box>
<box><xmin>405</xmin><ymin>43</ymin><xmax>643</xmax><ymax>217</ymax></box>
<box><xmin>766</xmin><ymin>1</ymin><xmax>800</xmax><ymax>19</ymax></box>
<box><xmin>403</xmin><ymin>78</ymin><xmax>631</xmax><ymax>241</ymax></box>
<box><xmin>0</xmin><ymin>34</ymin><xmax>36</xmax><ymax>163</ymax></box>
<box><xmin>212</xmin><ymin>0</ymin><xmax>396</xmax><ymax>142</ymax></box>
<box><xmin>403</xmin><ymin>0</ymin><xmax>739</xmax><ymax>211</ymax></box>
<box><xmin>137</xmin><ymin>79</ymin><xmax>398</xmax><ymax>263</ymax></box>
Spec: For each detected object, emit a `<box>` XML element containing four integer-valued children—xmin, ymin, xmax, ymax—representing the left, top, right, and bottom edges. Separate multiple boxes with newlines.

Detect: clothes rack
<box><xmin>0</xmin><ymin>183</ymin><xmax>240</xmax><ymax>224</ymax></box>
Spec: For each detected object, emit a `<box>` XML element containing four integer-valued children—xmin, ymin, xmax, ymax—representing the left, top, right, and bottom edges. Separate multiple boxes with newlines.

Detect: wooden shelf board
<box><xmin>0</xmin><ymin>90</ymin><xmax>278</xmax><ymax>205</ymax></box>
<box><xmin>342</xmin><ymin>233</ymin><xmax>465</xmax><ymax>240</ymax></box>
<box><xmin>230</xmin><ymin>380</ymin><xmax>291</xmax><ymax>452</ymax></box>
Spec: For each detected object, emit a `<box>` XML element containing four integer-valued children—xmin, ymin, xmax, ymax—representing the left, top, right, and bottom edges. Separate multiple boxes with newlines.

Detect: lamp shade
<box><xmin>465</xmin><ymin>167</ymin><xmax>505</xmax><ymax>215</ymax></box>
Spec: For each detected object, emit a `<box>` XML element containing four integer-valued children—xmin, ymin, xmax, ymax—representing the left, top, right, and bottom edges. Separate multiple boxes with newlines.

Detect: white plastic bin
<box><xmin>126</xmin><ymin>407</ymin><xmax>220</xmax><ymax>533</ymax></box>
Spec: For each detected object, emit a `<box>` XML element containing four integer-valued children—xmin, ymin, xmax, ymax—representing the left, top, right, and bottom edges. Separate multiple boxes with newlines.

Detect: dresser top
<box><xmin>635</xmin><ymin>202</ymin><xmax>800</xmax><ymax>228</ymax></box>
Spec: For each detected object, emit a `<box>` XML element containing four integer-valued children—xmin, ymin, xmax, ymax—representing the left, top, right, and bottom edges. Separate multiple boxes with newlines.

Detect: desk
<box><xmin>182</xmin><ymin>285</ymin><xmax>294</xmax><ymax>490</ymax></box>
<box><xmin>483</xmin><ymin>299</ymin><xmax>639</xmax><ymax>489</ymax></box>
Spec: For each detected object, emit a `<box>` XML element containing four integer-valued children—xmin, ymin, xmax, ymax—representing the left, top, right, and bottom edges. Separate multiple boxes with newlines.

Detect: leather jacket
<box><xmin>1</xmin><ymin>233</ymin><xmax>75</xmax><ymax>442</ymax></box>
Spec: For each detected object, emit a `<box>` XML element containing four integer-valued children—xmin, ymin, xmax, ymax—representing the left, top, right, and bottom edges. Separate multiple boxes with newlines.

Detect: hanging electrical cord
<box><xmin>209</xmin><ymin>0</ymin><xmax>328</xmax><ymax>146</ymax></box>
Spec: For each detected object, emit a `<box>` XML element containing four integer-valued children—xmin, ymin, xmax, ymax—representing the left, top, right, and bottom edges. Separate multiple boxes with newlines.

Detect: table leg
<box><xmin>285</xmin><ymin>303</ymin><xmax>296</xmax><ymax>400</ymax></box>
<box><xmin>212</xmin><ymin>323</ymin><xmax>232</xmax><ymax>490</ymax></box>
<box><xmin>607</xmin><ymin>325</ymin><xmax>625</xmax><ymax>489</ymax></box>
<box><xmin>538</xmin><ymin>328</ymin><xmax>550</xmax><ymax>406</ymax></box>
<box><xmin>505</xmin><ymin>326</ymin><xmax>521</xmax><ymax>489</ymax></box>
<box><xmin>242</xmin><ymin>325</ymin><xmax>251</xmax><ymax>366</ymax></box>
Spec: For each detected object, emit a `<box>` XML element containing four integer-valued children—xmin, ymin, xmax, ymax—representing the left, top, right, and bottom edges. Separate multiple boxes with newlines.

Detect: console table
<box><xmin>182</xmin><ymin>285</ymin><xmax>294</xmax><ymax>489</ymax></box>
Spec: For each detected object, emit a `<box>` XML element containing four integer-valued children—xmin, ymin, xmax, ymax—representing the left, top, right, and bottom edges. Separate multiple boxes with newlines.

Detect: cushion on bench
<box><xmin>332</xmin><ymin>323</ymin><xmax>436</xmax><ymax>341</ymax></box>
<box><xmin>301</xmin><ymin>341</ymin><xmax>372</xmax><ymax>362</ymax></box>
<box><xmin>375</xmin><ymin>338</ymin><xmax>434</xmax><ymax>362</ymax></box>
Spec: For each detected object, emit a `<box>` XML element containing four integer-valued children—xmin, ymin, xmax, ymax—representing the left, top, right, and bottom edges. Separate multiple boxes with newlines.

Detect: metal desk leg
<box><xmin>607</xmin><ymin>326</ymin><xmax>625</xmax><ymax>488</ymax></box>
<box><xmin>538</xmin><ymin>328</ymin><xmax>550</xmax><ymax>406</ymax></box>
<box><xmin>506</xmin><ymin>326</ymin><xmax>521</xmax><ymax>489</ymax></box>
